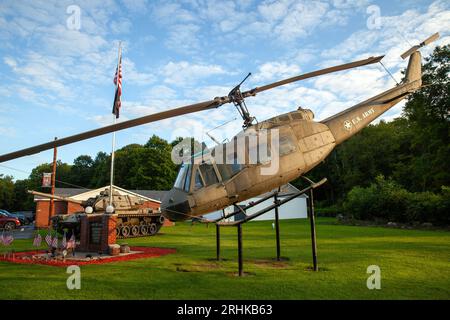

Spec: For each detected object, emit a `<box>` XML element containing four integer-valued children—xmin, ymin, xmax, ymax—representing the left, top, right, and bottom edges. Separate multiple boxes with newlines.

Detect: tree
<box><xmin>89</xmin><ymin>151</ymin><xmax>110</xmax><ymax>188</ymax></box>
<box><xmin>27</xmin><ymin>161</ymin><xmax>73</xmax><ymax>191</ymax></box>
<box><xmin>70</xmin><ymin>155</ymin><xmax>94</xmax><ymax>188</ymax></box>
<box><xmin>12</xmin><ymin>179</ymin><xmax>34</xmax><ymax>211</ymax></box>
<box><xmin>0</xmin><ymin>174</ymin><xmax>15</xmax><ymax>210</ymax></box>
<box><xmin>399</xmin><ymin>44</ymin><xmax>450</xmax><ymax>192</ymax></box>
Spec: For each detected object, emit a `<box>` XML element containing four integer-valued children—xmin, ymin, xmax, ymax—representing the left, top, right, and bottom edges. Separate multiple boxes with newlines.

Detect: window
<box><xmin>174</xmin><ymin>163</ymin><xmax>188</xmax><ymax>189</ymax></box>
<box><xmin>290</xmin><ymin>112</ymin><xmax>303</xmax><ymax>120</ymax></box>
<box><xmin>216</xmin><ymin>164</ymin><xmax>236</xmax><ymax>181</ymax></box>
<box><xmin>194</xmin><ymin>169</ymin><xmax>204</xmax><ymax>190</ymax></box>
<box><xmin>183</xmin><ymin>164</ymin><xmax>192</xmax><ymax>192</ymax></box>
<box><xmin>199</xmin><ymin>162</ymin><xmax>219</xmax><ymax>186</ymax></box>
<box><xmin>279</xmin><ymin>134</ymin><xmax>296</xmax><ymax>156</ymax></box>
<box><xmin>278</xmin><ymin>115</ymin><xmax>290</xmax><ymax>122</ymax></box>
<box><xmin>248</xmin><ymin>141</ymin><xmax>271</xmax><ymax>164</ymax></box>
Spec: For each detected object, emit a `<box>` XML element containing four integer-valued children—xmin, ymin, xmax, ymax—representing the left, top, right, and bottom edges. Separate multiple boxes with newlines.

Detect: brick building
<box><xmin>34</xmin><ymin>185</ymin><xmax>167</xmax><ymax>228</ymax></box>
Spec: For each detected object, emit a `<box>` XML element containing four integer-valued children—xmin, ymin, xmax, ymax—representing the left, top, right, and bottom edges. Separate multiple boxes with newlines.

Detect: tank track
<box><xmin>115</xmin><ymin>213</ymin><xmax>165</xmax><ymax>239</ymax></box>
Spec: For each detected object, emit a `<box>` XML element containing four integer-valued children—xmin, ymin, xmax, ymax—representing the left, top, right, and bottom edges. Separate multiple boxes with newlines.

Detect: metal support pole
<box><xmin>216</xmin><ymin>224</ymin><xmax>220</xmax><ymax>261</ymax></box>
<box><xmin>237</xmin><ymin>224</ymin><xmax>243</xmax><ymax>276</ymax></box>
<box><xmin>274</xmin><ymin>193</ymin><xmax>281</xmax><ymax>261</ymax></box>
<box><xmin>49</xmin><ymin>137</ymin><xmax>57</xmax><ymax>227</ymax></box>
<box><xmin>308</xmin><ymin>189</ymin><xmax>318</xmax><ymax>271</ymax></box>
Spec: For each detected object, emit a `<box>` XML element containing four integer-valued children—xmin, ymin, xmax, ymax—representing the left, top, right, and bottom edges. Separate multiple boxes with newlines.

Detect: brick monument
<box><xmin>78</xmin><ymin>214</ymin><xmax>117</xmax><ymax>253</ymax></box>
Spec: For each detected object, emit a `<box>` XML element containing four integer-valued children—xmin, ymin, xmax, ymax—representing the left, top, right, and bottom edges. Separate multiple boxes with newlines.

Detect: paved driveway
<box><xmin>10</xmin><ymin>225</ymin><xmax>35</xmax><ymax>239</ymax></box>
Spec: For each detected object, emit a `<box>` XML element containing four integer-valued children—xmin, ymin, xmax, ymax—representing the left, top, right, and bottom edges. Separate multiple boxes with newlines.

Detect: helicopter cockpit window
<box><xmin>174</xmin><ymin>163</ymin><xmax>188</xmax><ymax>189</ymax></box>
<box><xmin>199</xmin><ymin>162</ymin><xmax>218</xmax><ymax>186</ymax></box>
<box><xmin>216</xmin><ymin>164</ymin><xmax>234</xmax><ymax>181</ymax></box>
<box><xmin>183</xmin><ymin>164</ymin><xmax>192</xmax><ymax>192</ymax></box>
<box><xmin>217</xmin><ymin>151</ymin><xmax>243</xmax><ymax>180</ymax></box>
<box><xmin>194</xmin><ymin>169</ymin><xmax>204</xmax><ymax>190</ymax></box>
<box><xmin>279</xmin><ymin>134</ymin><xmax>297</xmax><ymax>156</ymax></box>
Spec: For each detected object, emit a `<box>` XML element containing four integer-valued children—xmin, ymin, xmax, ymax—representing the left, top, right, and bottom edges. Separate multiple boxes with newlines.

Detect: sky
<box><xmin>0</xmin><ymin>0</ymin><xmax>449</xmax><ymax>181</ymax></box>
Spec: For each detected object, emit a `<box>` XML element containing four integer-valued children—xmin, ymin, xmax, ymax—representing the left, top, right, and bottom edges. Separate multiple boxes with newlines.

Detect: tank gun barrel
<box><xmin>27</xmin><ymin>190</ymin><xmax>85</xmax><ymax>205</ymax></box>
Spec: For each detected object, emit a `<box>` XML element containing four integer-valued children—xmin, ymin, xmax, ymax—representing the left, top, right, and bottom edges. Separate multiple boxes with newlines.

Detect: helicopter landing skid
<box><xmin>208</xmin><ymin>177</ymin><xmax>326</xmax><ymax>276</ymax></box>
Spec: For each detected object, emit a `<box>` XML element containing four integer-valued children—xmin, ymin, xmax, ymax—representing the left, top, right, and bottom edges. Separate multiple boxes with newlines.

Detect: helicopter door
<box><xmin>192</xmin><ymin>162</ymin><xmax>228</xmax><ymax>212</ymax></box>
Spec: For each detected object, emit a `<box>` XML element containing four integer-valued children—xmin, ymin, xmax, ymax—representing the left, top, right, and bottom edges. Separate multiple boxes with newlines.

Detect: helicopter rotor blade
<box><xmin>0</xmin><ymin>98</ymin><xmax>227</xmax><ymax>163</ymax></box>
<box><xmin>422</xmin><ymin>32</ymin><xmax>440</xmax><ymax>46</ymax></box>
<box><xmin>243</xmin><ymin>55</ymin><xmax>384</xmax><ymax>97</ymax></box>
<box><xmin>0</xmin><ymin>55</ymin><xmax>385</xmax><ymax>163</ymax></box>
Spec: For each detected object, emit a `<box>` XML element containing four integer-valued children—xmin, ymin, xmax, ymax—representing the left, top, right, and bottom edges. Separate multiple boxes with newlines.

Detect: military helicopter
<box><xmin>0</xmin><ymin>33</ymin><xmax>439</xmax><ymax>222</ymax></box>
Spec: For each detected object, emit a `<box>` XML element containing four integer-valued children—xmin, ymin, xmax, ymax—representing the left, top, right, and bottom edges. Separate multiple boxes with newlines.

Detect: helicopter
<box><xmin>0</xmin><ymin>33</ymin><xmax>439</xmax><ymax>222</ymax></box>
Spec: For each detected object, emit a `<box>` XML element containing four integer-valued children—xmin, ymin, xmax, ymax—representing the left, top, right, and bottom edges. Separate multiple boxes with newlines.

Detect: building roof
<box><xmin>34</xmin><ymin>184</ymin><xmax>301</xmax><ymax>203</ymax></box>
<box><xmin>33</xmin><ymin>185</ymin><xmax>165</xmax><ymax>203</ymax></box>
<box><xmin>129</xmin><ymin>190</ymin><xmax>168</xmax><ymax>202</ymax></box>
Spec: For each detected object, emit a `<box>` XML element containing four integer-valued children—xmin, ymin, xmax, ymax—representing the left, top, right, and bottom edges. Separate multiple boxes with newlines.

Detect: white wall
<box><xmin>204</xmin><ymin>196</ymin><xmax>307</xmax><ymax>221</ymax></box>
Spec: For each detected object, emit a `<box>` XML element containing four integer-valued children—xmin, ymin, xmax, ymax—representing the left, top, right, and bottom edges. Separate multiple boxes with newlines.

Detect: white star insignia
<box><xmin>344</xmin><ymin>120</ymin><xmax>352</xmax><ymax>130</ymax></box>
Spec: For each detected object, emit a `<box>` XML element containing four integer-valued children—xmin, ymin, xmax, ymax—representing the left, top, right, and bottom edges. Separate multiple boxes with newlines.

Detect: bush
<box><xmin>342</xmin><ymin>175</ymin><xmax>450</xmax><ymax>225</ymax></box>
<box><xmin>315</xmin><ymin>204</ymin><xmax>341</xmax><ymax>217</ymax></box>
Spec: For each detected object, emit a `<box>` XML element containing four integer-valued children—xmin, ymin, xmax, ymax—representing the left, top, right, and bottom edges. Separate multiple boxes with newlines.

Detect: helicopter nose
<box><xmin>161</xmin><ymin>188</ymin><xmax>191</xmax><ymax>221</ymax></box>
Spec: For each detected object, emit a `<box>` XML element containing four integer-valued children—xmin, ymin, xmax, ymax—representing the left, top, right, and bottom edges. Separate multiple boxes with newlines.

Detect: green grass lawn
<box><xmin>0</xmin><ymin>218</ymin><xmax>449</xmax><ymax>300</ymax></box>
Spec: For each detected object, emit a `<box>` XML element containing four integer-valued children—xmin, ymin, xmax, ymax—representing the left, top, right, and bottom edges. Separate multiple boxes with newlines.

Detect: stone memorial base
<box><xmin>78</xmin><ymin>214</ymin><xmax>117</xmax><ymax>253</ymax></box>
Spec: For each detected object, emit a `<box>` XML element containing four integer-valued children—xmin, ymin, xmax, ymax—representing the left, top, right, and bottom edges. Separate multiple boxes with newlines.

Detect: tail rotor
<box><xmin>400</xmin><ymin>32</ymin><xmax>440</xmax><ymax>59</ymax></box>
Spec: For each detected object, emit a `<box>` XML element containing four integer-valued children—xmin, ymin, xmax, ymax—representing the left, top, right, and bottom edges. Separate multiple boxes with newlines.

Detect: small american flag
<box><xmin>112</xmin><ymin>49</ymin><xmax>122</xmax><ymax>119</ymax></box>
<box><xmin>67</xmin><ymin>234</ymin><xmax>76</xmax><ymax>249</ymax></box>
<box><xmin>61</xmin><ymin>231</ymin><xmax>67</xmax><ymax>249</ymax></box>
<box><xmin>3</xmin><ymin>234</ymin><xmax>13</xmax><ymax>246</ymax></box>
<box><xmin>33</xmin><ymin>233</ymin><xmax>42</xmax><ymax>247</ymax></box>
<box><xmin>51</xmin><ymin>235</ymin><xmax>58</xmax><ymax>248</ymax></box>
<box><xmin>45</xmin><ymin>232</ymin><xmax>52</xmax><ymax>246</ymax></box>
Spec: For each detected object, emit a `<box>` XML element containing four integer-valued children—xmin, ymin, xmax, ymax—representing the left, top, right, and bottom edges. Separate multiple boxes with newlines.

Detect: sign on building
<box><xmin>42</xmin><ymin>173</ymin><xmax>52</xmax><ymax>187</ymax></box>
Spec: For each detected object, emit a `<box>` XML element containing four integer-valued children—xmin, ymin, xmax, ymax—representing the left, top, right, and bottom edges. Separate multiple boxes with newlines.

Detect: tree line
<box><xmin>0</xmin><ymin>136</ymin><xmax>182</xmax><ymax>211</ymax></box>
<box><xmin>0</xmin><ymin>45</ymin><xmax>448</xmax><ymax>223</ymax></box>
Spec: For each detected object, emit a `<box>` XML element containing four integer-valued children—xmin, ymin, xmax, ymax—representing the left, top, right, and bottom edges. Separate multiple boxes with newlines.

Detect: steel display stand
<box><xmin>209</xmin><ymin>177</ymin><xmax>326</xmax><ymax>276</ymax></box>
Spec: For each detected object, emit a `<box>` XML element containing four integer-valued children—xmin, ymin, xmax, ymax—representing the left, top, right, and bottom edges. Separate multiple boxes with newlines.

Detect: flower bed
<box><xmin>0</xmin><ymin>246</ymin><xmax>176</xmax><ymax>267</ymax></box>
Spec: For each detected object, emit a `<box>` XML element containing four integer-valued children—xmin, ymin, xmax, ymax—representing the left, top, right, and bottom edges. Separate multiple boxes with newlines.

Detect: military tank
<box><xmin>29</xmin><ymin>189</ymin><xmax>165</xmax><ymax>239</ymax></box>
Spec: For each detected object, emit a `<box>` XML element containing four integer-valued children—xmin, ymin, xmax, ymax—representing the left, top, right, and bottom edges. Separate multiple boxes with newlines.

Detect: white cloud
<box><xmin>110</xmin><ymin>17</ymin><xmax>132</xmax><ymax>34</ymax></box>
<box><xmin>164</xmin><ymin>23</ymin><xmax>201</xmax><ymax>54</ymax></box>
<box><xmin>3</xmin><ymin>56</ymin><xmax>17</xmax><ymax>68</ymax></box>
<box><xmin>314</xmin><ymin>67</ymin><xmax>389</xmax><ymax>101</ymax></box>
<box><xmin>161</xmin><ymin>61</ymin><xmax>229</xmax><ymax>85</ymax></box>
<box><xmin>121</xmin><ymin>0</ymin><xmax>149</xmax><ymax>13</ymax></box>
<box><xmin>252</xmin><ymin>61</ymin><xmax>301</xmax><ymax>82</ymax></box>
<box><xmin>122</xmin><ymin>58</ymin><xmax>155</xmax><ymax>85</ymax></box>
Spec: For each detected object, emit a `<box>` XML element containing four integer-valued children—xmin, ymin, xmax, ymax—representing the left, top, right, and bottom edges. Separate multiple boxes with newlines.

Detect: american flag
<box><xmin>51</xmin><ymin>235</ymin><xmax>58</xmax><ymax>248</ymax></box>
<box><xmin>61</xmin><ymin>231</ymin><xmax>67</xmax><ymax>249</ymax></box>
<box><xmin>67</xmin><ymin>234</ymin><xmax>76</xmax><ymax>249</ymax></box>
<box><xmin>45</xmin><ymin>232</ymin><xmax>52</xmax><ymax>246</ymax></box>
<box><xmin>3</xmin><ymin>234</ymin><xmax>13</xmax><ymax>246</ymax></box>
<box><xmin>33</xmin><ymin>233</ymin><xmax>42</xmax><ymax>247</ymax></box>
<box><xmin>112</xmin><ymin>50</ymin><xmax>122</xmax><ymax>119</ymax></box>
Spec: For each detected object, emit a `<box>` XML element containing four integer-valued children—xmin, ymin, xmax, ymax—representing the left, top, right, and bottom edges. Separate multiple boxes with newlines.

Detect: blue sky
<box><xmin>0</xmin><ymin>0</ymin><xmax>449</xmax><ymax>181</ymax></box>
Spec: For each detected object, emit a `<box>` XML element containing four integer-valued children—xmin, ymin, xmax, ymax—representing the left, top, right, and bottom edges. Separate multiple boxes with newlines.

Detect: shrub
<box><xmin>342</xmin><ymin>175</ymin><xmax>450</xmax><ymax>225</ymax></box>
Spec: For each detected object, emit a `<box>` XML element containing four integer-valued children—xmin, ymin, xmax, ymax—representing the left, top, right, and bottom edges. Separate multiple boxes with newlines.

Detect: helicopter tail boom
<box><xmin>321</xmin><ymin>51</ymin><xmax>423</xmax><ymax>145</ymax></box>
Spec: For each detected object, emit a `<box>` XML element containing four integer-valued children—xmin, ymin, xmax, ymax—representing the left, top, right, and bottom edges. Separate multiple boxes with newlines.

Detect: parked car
<box><xmin>11</xmin><ymin>211</ymin><xmax>34</xmax><ymax>225</ymax></box>
<box><xmin>0</xmin><ymin>209</ymin><xmax>26</xmax><ymax>225</ymax></box>
<box><xmin>0</xmin><ymin>211</ymin><xmax>21</xmax><ymax>230</ymax></box>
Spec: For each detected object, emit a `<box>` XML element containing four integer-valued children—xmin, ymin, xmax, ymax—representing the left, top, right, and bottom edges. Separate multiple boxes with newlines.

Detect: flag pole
<box><xmin>110</xmin><ymin>41</ymin><xmax>122</xmax><ymax>206</ymax></box>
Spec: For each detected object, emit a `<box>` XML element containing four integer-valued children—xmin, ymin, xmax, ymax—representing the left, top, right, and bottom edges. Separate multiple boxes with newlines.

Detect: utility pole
<box><xmin>48</xmin><ymin>137</ymin><xmax>57</xmax><ymax>227</ymax></box>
